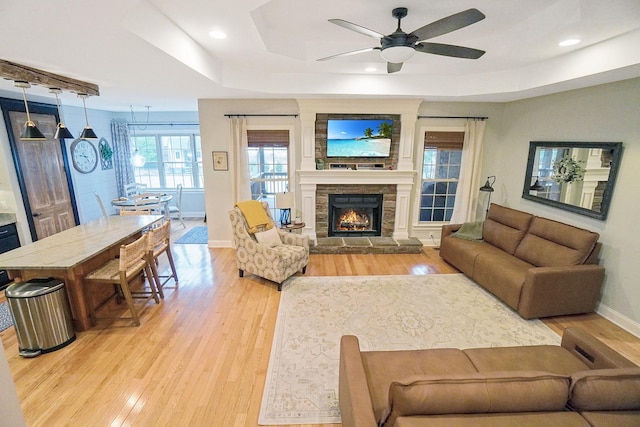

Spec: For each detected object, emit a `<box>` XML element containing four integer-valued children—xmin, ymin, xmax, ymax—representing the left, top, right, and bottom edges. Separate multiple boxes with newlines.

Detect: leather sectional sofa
<box><xmin>339</xmin><ymin>327</ymin><xmax>640</xmax><ymax>427</ymax></box>
<box><xmin>440</xmin><ymin>203</ymin><xmax>604</xmax><ymax>319</ymax></box>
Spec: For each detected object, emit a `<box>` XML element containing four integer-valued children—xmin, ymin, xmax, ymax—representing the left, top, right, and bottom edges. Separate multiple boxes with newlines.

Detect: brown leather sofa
<box><xmin>439</xmin><ymin>203</ymin><xmax>604</xmax><ymax>319</ymax></box>
<box><xmin>339</xmin><ymin>327</ymin><xmax>640</xmax><ymax>427</ymax></box>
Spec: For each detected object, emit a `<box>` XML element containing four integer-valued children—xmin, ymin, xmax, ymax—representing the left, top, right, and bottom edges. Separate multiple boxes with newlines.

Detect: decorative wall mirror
<box><xmin>522</xmin><ymin>141</ymin><xmax>623</xmax><ymax>220</ymax></box>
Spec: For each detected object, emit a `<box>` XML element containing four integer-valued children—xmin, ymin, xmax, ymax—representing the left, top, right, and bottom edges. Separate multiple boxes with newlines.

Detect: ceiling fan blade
<box><xmin>387</xmin><ymin>62</ymin><xmax>403</xmax><ymax>73</ymax></box>
<box><xmin>317</xmin><ymin>47</ymin><xmax>379</xmax><ymax>62</ymax></box>
<box><xmin>328</xmin><ymin>19</ymin><xmax>385</xmax><ymax>39</ymax></box>
<box><xmin>410</xmin><ymin>8</ymin><xmax>485</xmax><ymax>41</ymax></box>
<box><xmin>415</xmin><ymin>42</ymin><xmax>485</xmax><ymax>59</ymax></box>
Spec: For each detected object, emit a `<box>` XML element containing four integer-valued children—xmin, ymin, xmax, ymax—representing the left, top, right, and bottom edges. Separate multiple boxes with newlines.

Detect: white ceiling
<box><xmin>0</xmin><ymin>0</ymin><xmax>639</xmax><ymax>112</ymax></box>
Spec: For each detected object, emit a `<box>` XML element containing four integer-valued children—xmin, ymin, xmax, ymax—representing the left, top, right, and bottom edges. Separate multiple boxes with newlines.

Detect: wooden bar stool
<box><xmin>85</xmin><ymin>233</ymin><xmax>159</xmax><ymax>326</ymax></box>
<box><xmin>147</xmin><ymin>220</ymin><xmax>178</xmax><ymax>297</ymax></box>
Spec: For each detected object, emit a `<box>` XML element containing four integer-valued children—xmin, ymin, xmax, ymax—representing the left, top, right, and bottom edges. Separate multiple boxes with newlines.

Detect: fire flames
<box><xmin>337</xmin><ymin>209</ymin><xmax>371</xmax><ymax>231</ymax></box>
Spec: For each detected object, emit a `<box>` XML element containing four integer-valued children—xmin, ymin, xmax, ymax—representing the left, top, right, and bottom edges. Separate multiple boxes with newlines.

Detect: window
<box><xmin>247</xmin><ymin>130</ymin><xmax>290</xmax><ymax>219</ymax></box>
<box><xmin>130</xmin><ymin>131</ymin><xmax>202</xmax><ymax>189</ymax></box>
<box><xmin>532</xmin><ymin>147</ymin><xmax>567</xmax><ymax>201</ymax></box>
<box><xmin>419</xmin><ymin>131</ymin><xmax>464</xmax><ymax>222</ymax></box>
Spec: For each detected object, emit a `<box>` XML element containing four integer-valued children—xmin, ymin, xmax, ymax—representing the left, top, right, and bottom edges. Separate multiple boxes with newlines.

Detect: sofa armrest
<box><xmin>561</xmin><ymin>327</ymin><xmax>637</xmax><ymax>369</ymax></box>
<box><xmin>441</xmin><ymin>224</ymin><xmax>462</xmax><ymax>239</ymax></box>
<box><xmin>518</xmin><ymin>265</ymin><xmax>605</xmax><ymax>319</ymax></box>
<box><xmin>339</xmin><ymin>335</ymin><xmax>377</xmax><ymax>427</ymax></box>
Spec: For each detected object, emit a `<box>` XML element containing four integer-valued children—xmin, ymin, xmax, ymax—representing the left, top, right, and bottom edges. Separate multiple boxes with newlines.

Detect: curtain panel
<box><xmin>110</xmin><ymin>119</ymin><xmax>135</xmax><ymax>198</ymax></box>
<box><xmin>450</xmin><ymin>119</ymin><xmax>487</xmax><ymax>223</ymax></box>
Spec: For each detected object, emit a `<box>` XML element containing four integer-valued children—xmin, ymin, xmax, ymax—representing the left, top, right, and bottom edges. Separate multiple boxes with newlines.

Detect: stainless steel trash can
<box><xmin>5</xmin><ymin>278</ymin><xmax>76</xmax><ymax>358</ymax></box>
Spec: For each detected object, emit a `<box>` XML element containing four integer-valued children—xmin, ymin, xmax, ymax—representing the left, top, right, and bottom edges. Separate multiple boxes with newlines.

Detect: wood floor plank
<box><xmin>1</xmin><ymin>219</ymin><xmax>638</xmax><ymax>426</ymax></box>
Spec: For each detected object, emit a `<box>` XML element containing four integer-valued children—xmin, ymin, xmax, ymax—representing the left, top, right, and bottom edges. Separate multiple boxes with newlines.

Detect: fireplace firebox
<box><xmin>328</xmin><ymin>194</ymin><xmax>383</xmax><ymax>237</ymax></box>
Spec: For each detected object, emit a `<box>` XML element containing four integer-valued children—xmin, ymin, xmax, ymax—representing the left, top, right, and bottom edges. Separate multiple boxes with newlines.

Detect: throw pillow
<box><xmin>254</xmin><ymin>227</ymin><xmax>282</xmax><ymax>248</ymax></box>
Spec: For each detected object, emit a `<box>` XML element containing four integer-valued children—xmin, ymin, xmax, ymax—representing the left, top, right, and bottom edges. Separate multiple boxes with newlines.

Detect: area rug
<box><xmin>0</xmin><ymin>301</ymin><xmax>13</xmax><ymax>332</ymax></box>
<box><xmin>175</xmin><ymin>226</ymin><xmax>208</xmax><ymax>244</ymax></box>
<box><xmin>258</xmin><ymin>274</ymin><xmax>561</xmax><ymax>425</ymax></box>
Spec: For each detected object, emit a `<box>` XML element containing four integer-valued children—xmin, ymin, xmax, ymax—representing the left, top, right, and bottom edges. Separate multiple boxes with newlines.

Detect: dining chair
<box><xmin>124</xmin><ymin>183</ymin><xmax>139</xmax><ymax>198</ymax></box>
<box><xmin>146</xmin><ymin>220</ymin><xmax>178</xmax><ymax>297</ymax></box>
<box><xmin>94</xmin><ymin>192</ymin><xmax>108</xmax><ymax>218</ymax></box>
<box><xmin>133</xmin><ymin>192</ymin><xmax>164</xmax><ymax>215</ymax></box>
<box><xmin>169</xmin><ymin>184</ymin><xmax>185</xmax><ymax>228</ymax></box>
<box><xmin>84</xmin><ymin>233</ymin><xmax>159</xmax><ymax>326</ymax></box>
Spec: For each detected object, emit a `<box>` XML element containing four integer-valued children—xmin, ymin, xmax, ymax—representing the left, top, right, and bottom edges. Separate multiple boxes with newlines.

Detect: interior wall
<box><xmin>485</xmin><ymin>77</ymin><xmax>640</xmax><ymax>331</ymax></box>
<box><xmin>197</xmin><ymin>99</ymin><xmax>301</xmax><ymax>246</ymax></box>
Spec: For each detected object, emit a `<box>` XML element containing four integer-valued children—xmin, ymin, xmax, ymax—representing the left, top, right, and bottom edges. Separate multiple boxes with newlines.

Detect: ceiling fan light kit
<box><xmin>321</xmin><ymin>7</ymin><xmax>486</xmax><ymax>73</ymax></box>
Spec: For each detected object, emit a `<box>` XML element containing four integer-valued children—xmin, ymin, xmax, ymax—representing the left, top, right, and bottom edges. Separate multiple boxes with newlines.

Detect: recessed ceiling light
<box><xmin>365</xmin><ymin>67</ymin><xmax>377</xmax><ymax>73</ymax></box>
<box><xmin>558</xmin><ymin>38</ymin><xmax>580</xmax><ymax>47</ymax></box>
<box><xmin>209</xmin><ymin>30</ymin><xmax>227</xmax><ymax>40</ymax></box>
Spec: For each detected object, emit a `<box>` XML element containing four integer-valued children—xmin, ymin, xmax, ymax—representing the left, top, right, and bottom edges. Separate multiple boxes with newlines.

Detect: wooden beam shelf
<box><xmin>0</xmin><ymin>59</ymin><xmax>100</xmax><ymax>96</ymax></box>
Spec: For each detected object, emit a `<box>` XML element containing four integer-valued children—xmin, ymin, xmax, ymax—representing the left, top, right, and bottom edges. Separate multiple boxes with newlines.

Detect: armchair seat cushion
<box><xmin>270</xmin><ymin>244</ymin><xmax>307</xmax><ymax>264</ymax></box>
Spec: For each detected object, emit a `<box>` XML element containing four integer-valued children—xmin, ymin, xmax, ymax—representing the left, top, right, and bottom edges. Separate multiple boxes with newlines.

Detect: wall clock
<box><xmin>70</xmin><ymin>138</ymin><xmax>98</xmax><ymax>174</ymax></box>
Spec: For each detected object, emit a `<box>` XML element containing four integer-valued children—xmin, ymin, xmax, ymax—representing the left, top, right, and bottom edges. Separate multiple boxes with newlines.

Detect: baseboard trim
<box><xmin>597</xmin><ymin>303</ymin><xmax>640</xmax><ymax>338</ymax></box>
<box><xmin>208</xmin><ymin>240</ymin><xmax>233</xmax><ymax>248</ymax></box>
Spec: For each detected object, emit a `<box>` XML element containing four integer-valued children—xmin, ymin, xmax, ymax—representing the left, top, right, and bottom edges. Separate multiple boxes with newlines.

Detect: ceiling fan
<box><xmin>318</xmin><ymin>7</ymin><xmax>486</xmax><ymax>73</ymax></box>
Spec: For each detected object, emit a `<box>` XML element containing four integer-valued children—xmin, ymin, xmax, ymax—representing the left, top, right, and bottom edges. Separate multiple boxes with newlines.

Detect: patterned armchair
<box><xmin>229</xmin><ymin>201</ymin><xmax>309</xmax><ymax>291</ymax></box>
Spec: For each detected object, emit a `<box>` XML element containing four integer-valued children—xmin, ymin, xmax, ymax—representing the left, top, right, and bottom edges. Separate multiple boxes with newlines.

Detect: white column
<box><xmin>393</xmin><ymin>183</ymin><xmax>413</xmax><ymax>239</ymax></box>
<box><xmin>300</xmin><ymin>182</ymin><xmax>317</xmax><ymax>242</ymax></box>
<box><xmin>298</xmin><ymin>110</ymin><xmax>317</xmax><ymax>171</ymax></box>
<box><xmin>397</xmin><ymin>112</ymin><xmax>417</xmax><ymax>171</ymax></box>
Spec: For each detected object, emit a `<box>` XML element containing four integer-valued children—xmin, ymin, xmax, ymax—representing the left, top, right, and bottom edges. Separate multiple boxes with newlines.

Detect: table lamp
<box><xmin>275</xmin><ymin>192</ymin><xmax>295</xmax><ymax>225</ymax></box>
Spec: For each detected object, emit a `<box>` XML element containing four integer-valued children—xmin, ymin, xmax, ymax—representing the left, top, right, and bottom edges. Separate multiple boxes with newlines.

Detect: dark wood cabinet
<box><xmin>0</xmin><ymin>222</ymin><xmax>20</xmax><ymax>289</ymax></box>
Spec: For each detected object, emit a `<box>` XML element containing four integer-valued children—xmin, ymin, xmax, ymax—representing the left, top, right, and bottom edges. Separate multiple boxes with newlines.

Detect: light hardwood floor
<box><xmin>1</xmin><ymin>219</ymin><xmax>639</xmax><ymax>426</ymax></box>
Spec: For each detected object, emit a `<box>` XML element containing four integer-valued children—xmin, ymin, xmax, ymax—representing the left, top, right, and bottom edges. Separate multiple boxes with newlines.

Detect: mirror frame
<box><xmin>522</xmin><ymin>141</ymin><xmax>623</xmax><ymax>220</ymax></box>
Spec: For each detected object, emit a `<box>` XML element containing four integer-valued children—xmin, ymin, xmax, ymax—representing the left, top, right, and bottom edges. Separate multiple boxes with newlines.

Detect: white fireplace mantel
<box><xmin>297</xmin><ymin>169</ymin><xmax>417</xmax><ymax>241</ymax></box>
<box><xmin>298</xmin><ymin>169</ymin><xmax>416</xmax><ymax>185</ymax></box>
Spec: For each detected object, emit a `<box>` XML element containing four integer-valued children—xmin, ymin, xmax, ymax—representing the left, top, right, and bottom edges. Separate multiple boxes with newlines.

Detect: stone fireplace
<box><xmin>316</xmin><ymin>184</ymin><xmax>395</xmax><ymax>238</ymax></box>
<box><xmin>298</xmin><ymin>170</ymin><xmax>415</xmax><ymax>242</ymax></box>
<box><xmin>328</xmin><ymin>194</ymin><xmax>384</xmax><ymax>237</ymax></box>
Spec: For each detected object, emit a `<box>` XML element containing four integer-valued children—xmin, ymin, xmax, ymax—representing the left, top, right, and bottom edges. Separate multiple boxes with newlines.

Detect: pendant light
<box><xmin>129</xmin><ymin>105</ymin><xmax>149</xmax><ymax>167</ymax></box>
<box><xmin>78</xmin><ymin>93</ymin><xmax>98</xmax><ymax>139</ymax></box>
<box><xmin>14</xmin><ymin>81</ymin><xmax>46</xmax><ymax>140</ymax></box>
<box><xmin>49</xmin><ymin>88</ymin><xmax>74</xmax><ymax>139</ymax></box>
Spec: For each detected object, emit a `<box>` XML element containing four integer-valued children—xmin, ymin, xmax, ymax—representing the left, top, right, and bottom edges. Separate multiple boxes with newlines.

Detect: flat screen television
<box><xmin>326</xmin><ymin>119</ymin><xmax>393</xmax><ymax>158</ymax></box>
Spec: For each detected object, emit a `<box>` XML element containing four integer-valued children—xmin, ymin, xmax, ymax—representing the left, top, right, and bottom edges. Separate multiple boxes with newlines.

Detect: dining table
<box><xmin>111</xmin><ymin>194</ymin><xmax>173</xmax><ymax>218</ymax></box>
<box><xmin>0</xmin><ymin>215</ymin><xmax>163</xmax><ymax>331</ymax></box>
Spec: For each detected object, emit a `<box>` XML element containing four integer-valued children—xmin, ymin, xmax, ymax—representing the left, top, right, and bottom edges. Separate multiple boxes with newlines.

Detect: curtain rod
<box><xmin>224</xmin><ymin>114</ymin><xmax>298</xmax><ymax>118</ymax></box>
<box><xmin>418</xmin><ymin>115</ymin><xmax>488</xmax><ymax>120</ymax></box>
<box><xmin>126</xmin><ymin>122</ymin><xmax>199</xmax><ymax>126</ymax></box>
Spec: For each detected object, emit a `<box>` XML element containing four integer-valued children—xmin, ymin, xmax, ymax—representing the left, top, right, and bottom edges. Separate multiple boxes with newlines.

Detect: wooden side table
<box><xmin>280</xmin><ymin>222</ymin><xmax>305</xmax><ymax>232</ymax></box>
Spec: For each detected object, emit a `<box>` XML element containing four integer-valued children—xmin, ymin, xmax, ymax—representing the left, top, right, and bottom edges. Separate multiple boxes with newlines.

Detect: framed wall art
<box><xmin>213</xmin><ymin>151</ymin><xmax>228</xmax><ymax>171</ymax></box>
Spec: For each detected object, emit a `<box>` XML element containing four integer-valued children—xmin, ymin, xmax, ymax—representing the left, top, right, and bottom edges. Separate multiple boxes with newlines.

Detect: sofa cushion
<box><xmin>514</xmin><ymin>217</ymin><xmax>599</xmax><ymax>267</ymax></box>
<box><xmin>579</xmin><ymin>411</ymin><xmax>640</xmax><ymax>427</ymax></box>
<box><xmin>361</xmin><ymin>348</ymin><xmax>478</xmax><ymax>425</ymax></box>
<box><xmin>439</xmin><ymin>238</ymin><xmax>505</xmax><ymax>277</ymax></box>
<box><xmin>482</xmin><ymin>204</ymin><xmax>534</xmax><ymax>255</ymax></box>
<box><xmin>569</xmin><ymin>368</ymin><xmax>640</xmax><ymax>411</ymax></box>
<box><xmin>382</xmin><ymin>371</ymin><xmax>570</xmax><ymax>427</ymax></box>
<box><xmin>395</xmin><ymin>412</ymin><xmax>592</xmax><ymax>427</ymax></box>
<box><xmin>464</xmin><ymin>345</ymin><xmax>589</xmax><ymax>375</ymax></box>
<box><xmin>472</xmin><ymin>250</ymin><xmax>533</xmax><ymax>310</ymax></box>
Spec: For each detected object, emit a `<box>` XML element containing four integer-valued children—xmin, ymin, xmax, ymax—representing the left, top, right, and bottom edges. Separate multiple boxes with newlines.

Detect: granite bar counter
<box><xmin>0</xmin><ymin>215</ymin><xmax>162</xmax><ymax>331</ymax></box>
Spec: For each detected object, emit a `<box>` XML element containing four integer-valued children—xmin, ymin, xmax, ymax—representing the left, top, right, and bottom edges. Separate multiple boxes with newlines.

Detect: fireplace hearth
<box><xmin>328</xmin><ymin>194</ymin><xmax>383</xmax><ymax>237</ymax></box>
